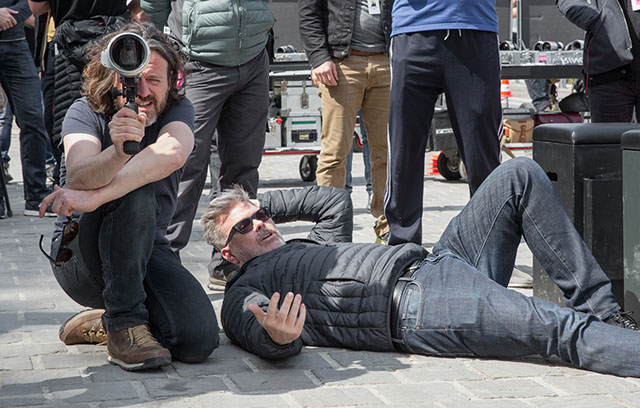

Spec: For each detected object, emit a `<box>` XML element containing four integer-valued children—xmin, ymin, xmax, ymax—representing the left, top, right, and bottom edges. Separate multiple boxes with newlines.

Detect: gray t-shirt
<box><xmin>351</xmin><ymin>0</ymin><xmax>386</xmax><ymax>53</ymax></box>
<box><xmin>53</xmin><ymin>96</ymin><xmax>195</xmax><ymax>245</ymax></box>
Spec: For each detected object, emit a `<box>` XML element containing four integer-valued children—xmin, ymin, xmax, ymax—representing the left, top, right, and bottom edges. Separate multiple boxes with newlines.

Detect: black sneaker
<box><xmin>24</xmin><ymin>200</ymin><xmax>56</xmax><ymax>217</ymax></box>
<box><xmin>604</xmin><ymin>311</ymin><xmax>640</xmax><ymax>331</ymax></box>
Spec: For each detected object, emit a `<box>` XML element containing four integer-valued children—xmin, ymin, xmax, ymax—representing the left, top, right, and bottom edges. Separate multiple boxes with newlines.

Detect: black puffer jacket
<box><xmin>557</xmin><ymin>0</ymin><xmax>633</xmax><ymax>76</ymax></box>
<box><xmin>52</xmin><ymin>14</ymin><xmax>128</xmax><ymax>150</ymax></box>
<box><xmin>221</xmin><ymin>241</ymin><xmax>427</xmax><ymax>359</ymax></box>
<box><xmin>298</xmin><ymin>0</ymin><xmax>393</xmax><ymax>68</ymax></box>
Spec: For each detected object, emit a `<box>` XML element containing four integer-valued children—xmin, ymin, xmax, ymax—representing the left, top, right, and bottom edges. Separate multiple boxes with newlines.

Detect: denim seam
<box><xmin>520</xmin><ymin>204</ymin><xmax>598</xmax><ymax>316</ymax></box>
<box><xmin>471</xmin><ymin>193</ymin><xmax>518</xmax><ymax>271</ymax></box>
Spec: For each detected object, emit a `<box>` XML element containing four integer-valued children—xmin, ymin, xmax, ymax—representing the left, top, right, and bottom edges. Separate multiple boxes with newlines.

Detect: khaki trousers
<box><xmin>317</xmin><ymin>54</ymin><xmax>390</xmax><ymax>231</ymax></box>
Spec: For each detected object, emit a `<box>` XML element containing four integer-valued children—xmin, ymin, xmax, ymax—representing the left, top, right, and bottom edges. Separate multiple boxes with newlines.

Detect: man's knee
<box><xmin>170</xmin><ymin>319</ymin><xmax>220</xmax><ymax>363</ymax></box>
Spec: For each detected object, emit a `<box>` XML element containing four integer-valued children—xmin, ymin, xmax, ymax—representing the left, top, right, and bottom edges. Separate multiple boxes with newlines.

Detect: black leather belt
<box><xmin>390</xmin><ymin>259</ymin><xmax>422</xmax><ymax>350</ymax></box>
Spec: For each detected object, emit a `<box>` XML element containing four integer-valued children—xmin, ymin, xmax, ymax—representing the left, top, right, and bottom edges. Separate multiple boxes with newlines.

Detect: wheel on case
<box><xmin>436</xmin><ymin>151</ymin><xmax>462</xmax><ymax>180</ymax></box>
<box><xmin>299</xmin><ymin>154</ymin><xmax>317</xmax><ymax>181</ymax></box>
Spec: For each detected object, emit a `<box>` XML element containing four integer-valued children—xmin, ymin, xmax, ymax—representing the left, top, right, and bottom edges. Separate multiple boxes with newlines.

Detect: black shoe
<box><xmin>24</xmin><ymin>200</ymin><xmax>56</xmax><ymax>217</ymax></box>
<box><xmin>0</xmin><ymin>198</ymin><xmax>6</xmax><ymax>219</ymax></box>
<box><xmin>604</xmin><ymin>311</ymin><xmax>640</xmax><ymax>331</ymax></box>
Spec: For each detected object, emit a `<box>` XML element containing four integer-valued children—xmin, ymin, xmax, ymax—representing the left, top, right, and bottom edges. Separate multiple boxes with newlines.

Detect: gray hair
<box><xmin>201</xmin><ymin>185</ymin><xmax>252</xmax><ymax>250</ymax></box>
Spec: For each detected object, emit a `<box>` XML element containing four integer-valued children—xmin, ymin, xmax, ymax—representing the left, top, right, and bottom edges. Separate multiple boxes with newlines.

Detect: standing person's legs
<box><xmin>397</xmin><ymin>255</ymin><xmax>640</xmax><ymax>377</ymax></box>
<box><xmin>0</xmin><ymin>40</ymin><xmax>49</xmax><ymax>207</ymax></box>
<box><xmin>216</xmin><ymin>50</ymin><xmax>269</xmax><ymax>196</ymax></box>
<box><xmin>443</xmin><ymin>30</ymin><xmax>501</xmax><ymax>195</ymax></box>
<box><xmin>0</xmin><ymin>103</ymin><xmax>12</xmax><ymax>168</ymax></box>
<box><xmin>588</xmin><ymin>78</ymin><xmax>639</xmax><ymax>123</ymax></box>
<box><xmin>432</xmin><ymin>157</ymin><xmax>619</xmax><ymax>316</ymax></box>
<box><xmin>361</xmin><ymin>54</ymin><xmax>390</xmax><ymax>232</ymax></box>
<box><xmin>167</xmin><ymin>61</ymin><xmax>229</xmax><ymax>254</ymax></box>
<box><xmin>316</xmin><ymin>56</ymin><xmax>367</xmax><ymax>188</ymax></box>
<box><xmin>385</xmin><ymin>32</ymin><xmax>442</xmax><ymax>245</ymax></box>
<box><xmin>42</xmin><ymin>46</ymin><xmax>60</xmax><ymax>185</ymax></box>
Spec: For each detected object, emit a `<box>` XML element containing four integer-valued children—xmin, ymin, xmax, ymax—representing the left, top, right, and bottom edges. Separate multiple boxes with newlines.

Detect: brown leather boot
<box><xmin>107</xmin><ymin>324</ymin><xmax>171</xmax><ymax>371</ymax></box>
<box><xmin>59</xmin><ymin>309</ymin><xmax>108</xmax><ymax>345</ymax></box>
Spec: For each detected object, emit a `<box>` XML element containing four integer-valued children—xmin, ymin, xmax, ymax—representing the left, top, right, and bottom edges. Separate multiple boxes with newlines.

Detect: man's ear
<box><xmin>221</xmin><ymin>247</ymin><xmax>241</xmax><ymax>265</ymax></box>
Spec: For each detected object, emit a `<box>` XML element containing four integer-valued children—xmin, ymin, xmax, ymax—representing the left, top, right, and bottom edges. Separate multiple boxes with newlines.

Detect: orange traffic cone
<box><xmin>500</xmin><ymin>80</ymin><xmax>512</xmax><ymax>98</ymax></box>
<box><xmin>427</xmin><ymin>152</ymin><xmax>440</xmax><ymax>175</ymax></box>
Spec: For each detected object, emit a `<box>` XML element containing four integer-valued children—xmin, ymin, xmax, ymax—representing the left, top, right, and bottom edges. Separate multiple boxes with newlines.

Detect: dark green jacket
<box><xmin>141</xmin><ymin>0</ymin><xmax>275</xmax><ymax>67</ymax></box>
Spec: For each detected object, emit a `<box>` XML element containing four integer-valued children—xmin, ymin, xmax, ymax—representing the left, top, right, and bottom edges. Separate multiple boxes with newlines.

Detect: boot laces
<box><xmin>611</xmin><ymin>311</ymin><xmax>639</xmax><ymax>330</ymax></box>
<box><xmin>129</xmin><ymin>324</ymin><xmax>162</xmax><ymax>347</ymax></box>
<box><xmin>82</xmin><ymin>326</ymin><xmax>107</xmax><ymax>345</ymax></box>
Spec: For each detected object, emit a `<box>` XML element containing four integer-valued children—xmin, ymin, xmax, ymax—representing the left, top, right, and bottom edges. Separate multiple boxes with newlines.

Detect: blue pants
<box><xmin>395</xmin><ymin>158</ymin><xmax>639</xmax><ymax>377</ymax></box>
<box><xmin>0</xmin><ymin>39</ymin><xmax>49</xmax><ymax>203</ymax></box>
<box><xmin>51</xmin><ymin>185</ymin><xmax>219</xmax><ymax>362</ymax></box>
<box><xmin>385</xmin><ymin>30</ymin><xmax>502</xmax><ymax>245</ymax></box>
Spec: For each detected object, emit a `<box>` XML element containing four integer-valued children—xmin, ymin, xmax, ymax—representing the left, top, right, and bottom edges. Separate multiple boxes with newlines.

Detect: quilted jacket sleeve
<box><xmin>261</xmin><ymin>185</ymin><xmax>353</xmax><ymax>243</ymax></box>
<box><xmin>221</xmin><ymin>286</ymin><xmax>304</xmax><ymax>359</ymax></box>
<box><xmin>556</xmin><ymin>0</ymin><xmax>600</xmax><ymax>32</ymax></box>
<box><xmin>140</xmin><ymin>0</ymin><xmax>171</xmax><ymax>31</ymax></box>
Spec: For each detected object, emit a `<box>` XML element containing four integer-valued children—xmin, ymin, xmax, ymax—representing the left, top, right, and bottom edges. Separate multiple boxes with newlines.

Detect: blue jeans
<box><xmin>50</xmin><ymin>185</ymin><xmax>219</xmax><ymax>362</ymax></box>
<box><xmin>395</xmin><ymin>158</ymin><xmax>639</xmax><ymax>377</ymax></box>
<box><xmin>0</xmin><ymin>39</ymin><xmax>49</xmax><ymax>203</ymax></box>
<box><xmin>345</xmin><ymin>113</ymin><xmax>372</xmax><ymax>195</ymax></box>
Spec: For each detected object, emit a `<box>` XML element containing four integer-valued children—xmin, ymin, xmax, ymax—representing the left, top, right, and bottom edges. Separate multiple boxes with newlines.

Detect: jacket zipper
<box><xmin>235</xmin><ymin>0</ymin><xmax>244</xmax><ymax>64</ymax></box>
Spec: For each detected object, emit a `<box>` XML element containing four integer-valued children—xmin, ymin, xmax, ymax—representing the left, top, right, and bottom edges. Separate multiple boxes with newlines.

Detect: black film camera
<box><xmin>101</xmin><ymin>32</ymin><xmax>151</xmax><ymax>155</ymax></box>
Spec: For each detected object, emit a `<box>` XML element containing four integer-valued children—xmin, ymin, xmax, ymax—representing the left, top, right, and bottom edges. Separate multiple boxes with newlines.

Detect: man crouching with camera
<box><xmin>38</xmin><ymin>23</ymin><xmax>219</xmax><ymax>371</ymax></box>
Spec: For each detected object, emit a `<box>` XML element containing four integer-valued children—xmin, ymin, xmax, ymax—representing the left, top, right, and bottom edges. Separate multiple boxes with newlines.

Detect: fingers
<box><xmin>248</xmin><ymin>303</ymin><xmax>266</xmax><ymax>325</ymax></box>
<box><xmin>39</xmin><ymin>190</ymin><xmax>56</xmax><ymax>218</ymax></box>
<box><xmin>8</xmin><ymin>9</ymin><xmax>18</xmax><ymax>14</ymax></box>
<box><xmin>265</xmin><ymin>291</ymin><xmax>281</xmax><ymax>322</ymax></box>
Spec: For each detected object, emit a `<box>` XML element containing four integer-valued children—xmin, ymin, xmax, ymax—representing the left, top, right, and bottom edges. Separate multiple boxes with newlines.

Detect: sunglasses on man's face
<box><xmin>39</xmin><ymin>217</ymin><xmax>79</xmax><ymax>266</ymax></box>
<box><xmin>224</xmin><ymin>207</ymin><xmax>271</xmax><ymax>247</ymax></box>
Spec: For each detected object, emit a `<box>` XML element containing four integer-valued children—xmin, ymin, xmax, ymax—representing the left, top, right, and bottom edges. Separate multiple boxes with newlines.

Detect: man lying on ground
<box><xmin>202</xmin><ymin>157</ymin><xmax>640</xmax><ymax>377</ymax></box>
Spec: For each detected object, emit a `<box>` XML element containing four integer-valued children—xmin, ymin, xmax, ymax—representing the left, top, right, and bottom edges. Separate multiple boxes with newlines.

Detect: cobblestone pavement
<box><xmin>2</xmin><ymin>86</ymin><xmax>640</xmax><ymax>407</ymax></box>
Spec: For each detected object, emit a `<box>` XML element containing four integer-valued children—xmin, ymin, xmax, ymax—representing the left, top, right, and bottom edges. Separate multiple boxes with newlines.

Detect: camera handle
<box><xmin>118</xmin><ymin>76</ymin><xmax>141</xmax><ymax>155</ymax></box>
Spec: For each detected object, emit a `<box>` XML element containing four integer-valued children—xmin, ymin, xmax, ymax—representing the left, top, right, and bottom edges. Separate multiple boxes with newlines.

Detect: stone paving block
<box><xmin>289</xmin><ymin>386</ymin><xmax>384</xmax><ymax>406</ymax></box>
<box><xmin>248</xmin><ymin>353</ymin><xmax>333</xmax><ymax>371</ymax></box>
<box><xmin>549</xmin><ymin>374</ymin><xmax>640</xmax><ymax>395</ymax></box>
<box><xmin>0</xmin><ymin>383</ymin><xmax>46</xmax><ymax>407</ymax></box>
<box><xmin>470</xmin><ymin>358</ymin><xmax>566</xmax><ymax>379</ymax></box>
<box><xmin>172</xmin><ymin>357</ymin><xmax>253</xmax><ymax>377</ymax></box>
<box><xmin>0</xmin><ymin>342</ymin><xmax>65</xmax><ymax>358</ymax></box>
<box><xmin>40</xmin><ymin>352</ymin><xmax>108</xmax><ymax>370</ymax></box>
<box><xmin>49</xmin><ymin>381</ymin><xmax>141</xmax><ymax>404</ymax></box>
<box><xmin>393</xmin><ymin>361</ymin><xmax>484</xmax><ymax>382</ymax></box>
<box><xmin>0</xmin><ymin>355</ymin><xmax>32</xmax><ymax>370</ymax></box>
<box><xmin>529</xmin><ymin>395</ymin><xmax>627</xmax><ymax>407</ymax></box>
<box><xmin>0</xmin><ymin>367</ymin><xmax>83</xmax><ymax>386</ymax></box>
<box><xmin>144</xmin><ymin>376</ymin><xmax>229</xmax><ymax>398</ymax></box>
<box><xmin>191</xmin><ymin>392</ymin><xmax>290</xmax><ymax>407</ymax></box>
<box><xmin>459</xmin><ymin>378</ymin><xmax>558</xmax><ymax>399</ymax></box>
<box><xmin>84</xmin><ymin>364</ymin><xmax>168</xmax><ymax>382</ymax></box>
<box><xmin>228</xmin><ymin>370</ymin><xmax>318</xmax><ymax>393</ymax></box>
<box><xmin>613</xmin><ymin>392</ymin><xmax>640</xmax><ymax>406</ymax></box>
<box><xmin>328</xmin><ymin>350</ymin><xmax>410</xmax><ymax>369</ymax></box>
<box><xmin>443</xmin><ymin>400</ymin><xmax>531</xmax><ymax>408</ymax></box>
<box><xmin>311</xmin><ymin>367</ymin><xmax>401</xmax><ymax>386</ymax></box>
<box><xmin>373</xmin><ymin>382</ymin><xmax>468</xmax><ymax>404</ymax></box>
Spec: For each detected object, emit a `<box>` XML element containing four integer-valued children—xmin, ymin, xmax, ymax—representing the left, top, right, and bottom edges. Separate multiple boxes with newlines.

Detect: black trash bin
<box><xmin>622</xmin><ymin>130</ymin><xmax>640</xmax><ymax>316</ymax></box>
<box><xmin>532</xmin><ymin>123</ymin><xmax>640</xmax><ymax>307</ymax></box>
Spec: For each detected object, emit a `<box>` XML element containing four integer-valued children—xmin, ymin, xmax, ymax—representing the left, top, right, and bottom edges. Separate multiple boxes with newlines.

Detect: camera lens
<box><xmin>101</xmin><ymin>32</ymin><xmax>150</xmax><ymax>77</ymax></box>
<box><xmin>111</xmin><ymin>36</ymin><xmax>146</xmax><ymax>71</ymax></box>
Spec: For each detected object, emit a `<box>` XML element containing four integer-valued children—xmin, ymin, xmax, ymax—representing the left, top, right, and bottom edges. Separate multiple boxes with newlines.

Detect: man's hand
<box><xmin>107</xmin><ymin>107</ymin><xmax>147</xmax><ymax>158</ymax></box>
<box><xmin>248</xmin><ymin>292</ymin><xmax>306</xmax><ymax>345</ymax></box>
<box><xmin>0</xmin><ymin>8</ymin><xmax>18</xmax><ymax>31</ymax></box>
<box><xmin>39</xmin><ymin>185</ymin><xmax>102</xmax><ymax>217</ymax></box>
<box><xmin>311</xmin><ymin>60</ymin><xmax>338</xmax><ymax>87</ymax></box>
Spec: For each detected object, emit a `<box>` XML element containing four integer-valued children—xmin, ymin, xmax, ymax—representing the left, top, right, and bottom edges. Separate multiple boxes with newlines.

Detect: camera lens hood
<box><xmin>101</xmin><ymin>32</ymin><xmax>151</xmax><ymax>78</ymax></box>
